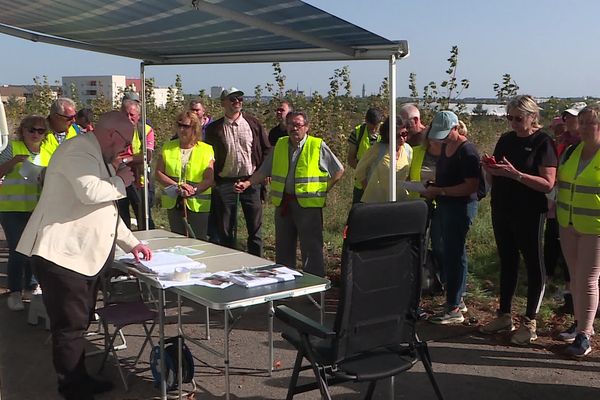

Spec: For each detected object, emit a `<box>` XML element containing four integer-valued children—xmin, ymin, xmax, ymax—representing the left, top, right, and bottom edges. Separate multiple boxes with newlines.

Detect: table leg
<box><xmin>224</xmin><ymin>310</ymin><xmax>230</xmax><ymax>400</ymax></box>
<box><xmin>268</xmin><ymin>300</ymin><xmax>274</xmax><ymax>375</ymax></box>
<box><xmin>320</xmin><ymin>292</ymin><xmax>325</xmax><ymax>324</ymax></box>
<box><xmin>205</xmin><ymin>306</ymin><xmax>211</xmax><ymax>339</ymax></box>
<box><xmin>177</xmin><ymin>294</ymin><xmax>183</xmax><ymax>400</ymax></box>
<box><xmin>158</xmin><ymin>288</ymin><xmax>167</xmax><ymax>400</ymax></box>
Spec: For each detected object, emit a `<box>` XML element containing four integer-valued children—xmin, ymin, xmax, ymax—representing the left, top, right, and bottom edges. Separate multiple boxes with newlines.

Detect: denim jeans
<box><xmin>0</xmin><ymin>211</ymin><xmax>37</xmax><ymax>292</ymax></box>
<box><xmin>431</xmin><ymin>201</ymin><xmax>477</xmax><ymax>295</ymax></box>
<box><xmin>437</xmin><ymin>200</ymin><xmax>477</xmax><ymax>308</ymax></box>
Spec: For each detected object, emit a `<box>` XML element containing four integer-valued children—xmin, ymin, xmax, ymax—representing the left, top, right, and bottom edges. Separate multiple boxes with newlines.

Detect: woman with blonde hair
<box><xmin>155</xmin><ymin>111</ymin><xmax>214</xmax><ymax>240</ymax></box>
<box><xmin>556</xmin><ymin>103</ymin><xmax>600</xmax><ymax>357</ymax></box>
<box><xmin>0</xmin><ymin>115</ymin><xmax>48</xmax><ymax>310</ymax></box>
<box><xmin>480</xmin><ymin>95</ymin><xmax>558</xmax><ymax>345</ymax></box>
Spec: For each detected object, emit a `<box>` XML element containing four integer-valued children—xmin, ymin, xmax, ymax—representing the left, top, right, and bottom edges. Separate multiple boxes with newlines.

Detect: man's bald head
<box><xmin>94</xmin><ymin>111</ymin><xmax>134</xmax><ymax>163</ymax></box>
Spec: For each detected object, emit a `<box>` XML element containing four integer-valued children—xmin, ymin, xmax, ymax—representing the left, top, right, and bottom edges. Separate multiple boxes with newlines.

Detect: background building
<box><xmin>62</xmin><ymin>75</ymin><xmax>175</xmax><ymax>107</ymax></box>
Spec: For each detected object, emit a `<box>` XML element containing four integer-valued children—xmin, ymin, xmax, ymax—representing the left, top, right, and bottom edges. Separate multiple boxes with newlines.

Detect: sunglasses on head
<box><xmin>227</xmin><ymin>95</ymin><xmax>243</xmax><ymax>103</ymax></box>
<box><xmin>177</xmin><ymin>122</ymin><xmax>192</xmax><ymax>128</ymax></box>
<box><xmin>506</xmin><ymin>115</ymin><xmax>525</xmax><ymax>123</ymax></box>
<box><xmin>28</xmin><ymin>127</ymin><xmax>46</xmax><ymax>134</ymax></box>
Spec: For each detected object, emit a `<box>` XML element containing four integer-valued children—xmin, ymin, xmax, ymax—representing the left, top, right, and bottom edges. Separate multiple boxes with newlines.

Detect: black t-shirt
<box><xmin>435</xmin><ymin>141</ymin><xmax>481</xmax><ymax>203</ymax></box>
<box><xmin>490</xmin><ymin>130</ymin><xmax>558</xmax><ymax>215</ymax></box>
<box><xmin>268</xmin><ymin>125</ymin><xmax>287</xmax><ymax>146</ymax></box>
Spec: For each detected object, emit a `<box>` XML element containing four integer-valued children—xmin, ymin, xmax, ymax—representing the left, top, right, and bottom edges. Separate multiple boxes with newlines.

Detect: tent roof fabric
<box><xmin>0</xmin><ymin>0</ymin><xmax>408</xmax><ymax>65</ymax></box>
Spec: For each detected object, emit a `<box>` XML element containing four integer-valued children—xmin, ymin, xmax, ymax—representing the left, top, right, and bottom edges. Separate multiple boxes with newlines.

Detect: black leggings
<box><xmin>492</xmin><ymin>209</ymin><xmax>546</xmax><ymax>319</ymax></box>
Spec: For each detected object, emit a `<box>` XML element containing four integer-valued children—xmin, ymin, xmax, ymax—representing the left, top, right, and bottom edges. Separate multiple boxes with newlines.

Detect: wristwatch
<box><xmin>516</xmin><ymin>173</ymin><xmax>523</xmax><ymax>182</ymax></box>
<box><xmin>440</xmin><ymin>188</ymin><xmax>447</xmax><ymax>196</ymax></box>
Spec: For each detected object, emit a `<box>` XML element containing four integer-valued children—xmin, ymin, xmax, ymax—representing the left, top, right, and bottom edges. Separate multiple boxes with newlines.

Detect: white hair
<box><xmin>399</xmin><ymin>103</ymin><xmax>421</xmax><ymax>120</ymax></box>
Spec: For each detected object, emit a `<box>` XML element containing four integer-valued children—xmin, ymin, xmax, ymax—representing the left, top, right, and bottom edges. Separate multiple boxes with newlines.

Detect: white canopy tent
<box><xmin>1</xmin><ymin>2</ymin><xmax>409</xmax><ymax>395</ymax></box>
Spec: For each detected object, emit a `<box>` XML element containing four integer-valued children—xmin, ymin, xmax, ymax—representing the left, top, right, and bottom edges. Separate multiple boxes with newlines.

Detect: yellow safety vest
<box><xmin>408</xmin><ymin>145</ymin><xmax>427</xmax><ymax>199</ymax></box>
<box><xmin>160</xmin><ymin>140</ymin><xmax>213</xmax><ymax>213</ymax></box>
<box><xmin>39</xmin><ymin>125</ymin><xmax>78</xmax><ymax>166</ymax></box>
<box><xmin>132</xmin><ymin>124</ymin><xmax>152</xmax><ymax>155</ymax></box>
<box><xmin>271</xmin><ymin>136</ymin><xmax>329</xmax><ymax>208</ymax></box>
<box><xmin>557</xmin><ymin>143</ymin><xmax>600</xmax><ymax>234</ymax></box>
<box><xmin>0</xmin><ymin>141</ymin><xmax>40</xmax><ymax>212</ymax></box>
<box><xmin>354</xmin><ymin>124</ymin><xmax>379</xmax><ymax>189</ymax></box>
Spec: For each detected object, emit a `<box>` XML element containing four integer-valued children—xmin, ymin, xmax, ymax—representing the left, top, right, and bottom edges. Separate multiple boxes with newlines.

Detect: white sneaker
<box><xmin>32</xmin><ymin>285</ymin><xmax>43</xmax><ymax>296</ymax></box>
<box><xmin>7</xmin><ymin>292</ymin><xmax>24</xmax><ymax>311</ymax></box>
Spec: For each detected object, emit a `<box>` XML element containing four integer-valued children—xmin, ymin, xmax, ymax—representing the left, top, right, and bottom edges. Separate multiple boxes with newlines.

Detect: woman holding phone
<box><xmin>480</xmin><ymin>95</ymin><xmax>558</xmax><ymax>345</ymax></box>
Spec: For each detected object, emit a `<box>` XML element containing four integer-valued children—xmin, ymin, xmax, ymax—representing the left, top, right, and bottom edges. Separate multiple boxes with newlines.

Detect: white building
<box><xmin>62</xmin><ymin>75</ymin><xmax>176</xmax><ymax>107</ymax></box>
<box><xmin>62</xmin><ymin>75</ymin><xmax>126</xmax><ymax>106</ymax></box>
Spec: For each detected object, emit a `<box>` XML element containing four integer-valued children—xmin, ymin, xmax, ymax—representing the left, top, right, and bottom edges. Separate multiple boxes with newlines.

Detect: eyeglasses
<box><xmin>56</xmin><ymin>113</ymin><xmax>76</xmax><ymax>121</ymax></box>
<box><xmin>289</xmin><ymin>123</ymin><xmax>306</xmax><ymax>129</ymax></box>
<box><xmin>191</xmin><ymin>108</ymin><xmax>203</xmax><ymax>112</ymax></box>
<box><xmin>177</xmin><ymin>122</ymin><xmax>192</xmax><ymax>129</ymax></box>
<box><xmin>399</xmin><ymin>131</ymin><xmax>409</xmax><ymax>138</ymax></box>
<box><xmin>227</xmin><ymin>96</ymin><xmax>244</xmax><ymax>103</ymax></box>
<box><xmin>506</xmin><ymin>115</ymin><xmax>525</xmax><ymax>123</ymax></box>
<box><xmin>27</xmin><ymin>127</ymin><xmax>47</xmax><ymax>135</ymax></box>
<box><xmin>114</xmin><ymin>129</ymin><xmax>131</xmax><ymax>147</ymax></box>
<box><xmin>276</xmin><ymin>108</ymin><xmax>286</xmax><ymax>112</ymax></box>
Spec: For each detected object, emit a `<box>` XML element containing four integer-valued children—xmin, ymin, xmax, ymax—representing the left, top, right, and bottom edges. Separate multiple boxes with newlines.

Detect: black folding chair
<box><xmin>275</xmin><ymin>201</ymin><xmax>444</xmax><ymax>400</ymax></box>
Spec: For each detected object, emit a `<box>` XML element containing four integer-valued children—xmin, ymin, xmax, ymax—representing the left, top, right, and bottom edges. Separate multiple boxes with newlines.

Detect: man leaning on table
<box><xmin>16</xmin><ymin>111</ymin><xmax>152</xmax><ymax>400</ymax></box>
<box><xmin>235</xmin><ymin>111</ymin><xmax>344</xmax><ymax>277</ymax></box>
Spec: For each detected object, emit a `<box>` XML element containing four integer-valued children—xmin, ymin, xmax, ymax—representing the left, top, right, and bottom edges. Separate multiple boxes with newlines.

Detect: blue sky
<box><xmin>1</xmin><ymin>0</ymin><xmax>598</xmax><ymax>98</ymax></box>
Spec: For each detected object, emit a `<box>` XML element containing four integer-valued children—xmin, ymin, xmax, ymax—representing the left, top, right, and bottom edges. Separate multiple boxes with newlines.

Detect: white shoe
<box><xmin>32</xmin><ymin>285</ymin><xmax>43</xmax><ymax>296</ymax></box>
<box><xmin>7</xmin><ymin>292</ymin><xmax>24</xmax><ymax>311</ymax></box>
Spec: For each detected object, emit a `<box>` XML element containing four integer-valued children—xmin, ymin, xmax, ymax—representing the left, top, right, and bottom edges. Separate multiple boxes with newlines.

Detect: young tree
<box><xmin>27</xmin><ymin>76</ymin><xmax>55</xmax><ymax>115</ymax></box>
<box><xmin>493</xmin><ymin>73</ymin><xmax>519</xmax><ymax>103</ymax></box>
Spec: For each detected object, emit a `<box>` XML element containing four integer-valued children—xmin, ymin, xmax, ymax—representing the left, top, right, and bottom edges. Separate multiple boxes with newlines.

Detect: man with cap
<box><xmin>204</xmin><ymin>87</ymin><xmax>271</xmax><ymax>256</ymax></box>
<box><xmin>424</xmin><ymin>111</ymin><xmax>480</xmax><ymax>325</ymax></box>
<box><xmin>557</xmin><ymin>102</ymin><xmax>586</xmax><ymax>156</ymax></box>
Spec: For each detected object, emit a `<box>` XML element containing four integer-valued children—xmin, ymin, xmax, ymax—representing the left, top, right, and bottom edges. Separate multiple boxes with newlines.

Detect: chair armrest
<box><xmin>275</xmin><ymin>305</ymin><xmax>335</xmax><ymax>339</ymax></box>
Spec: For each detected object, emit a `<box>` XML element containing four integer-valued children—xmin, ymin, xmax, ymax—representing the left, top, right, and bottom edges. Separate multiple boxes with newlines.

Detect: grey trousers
<box><xmin>275</xmin><ymin>200</ymin><xmax>325</xmax><ymax>277</ymax></box>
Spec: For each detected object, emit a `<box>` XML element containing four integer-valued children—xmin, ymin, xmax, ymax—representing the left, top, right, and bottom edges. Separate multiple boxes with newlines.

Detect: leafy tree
<box><xmin>272</xmin><ymin>62</ymin><xmax>286</xmax><ymax>99</ymax></box>
<box><xmin>27</xmin><ymin>75</ymin><xmax>56</xmax><ymax>115</ymax></box>
<box><xmin>89</xmin><ymin>81</ymin><xmax>113</xmax><ymax>116</ymax></box>
<box><xmin>414</xmin><ymin>46</ymin><xmax>470</xmax><ymax>114</ymax></box>
<box><xmin>69</xmin><ymin>82</ymin><xmax>81</xmax><ymax>109</ymax></box>
<box><xmin>493</xmin><ymin>73</ymin><xmax>519</xmax><ymax>103</ymax></box>
<box><xmin>408</xmin><ymin>73</ymin><xmax>419</xmax><ymax>102</ymax></box>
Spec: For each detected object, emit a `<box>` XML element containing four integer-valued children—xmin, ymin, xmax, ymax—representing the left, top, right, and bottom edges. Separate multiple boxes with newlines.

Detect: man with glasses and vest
<box><xmin>205</xmin><ymin>87</ymin><xmax>271</xmax><ymax>256</ymax></box>
<box><xmin>115</xmin><ymin>98</ymin><xmax>156</xmax><ymax>229</ymax></box>
<box><xmin>347</xmin><ymin>107</ymin><xmax>383</xmax><ymax>203</ymax></box>
<box><xmin>235</xmin><ymin>111</ymin><xmax>344</xmax><ymax>277</ymax></box>
<box><xmin>40</xmin><ymin>97</ymin><xmax>79</xmax><ymax>166</ymax></box>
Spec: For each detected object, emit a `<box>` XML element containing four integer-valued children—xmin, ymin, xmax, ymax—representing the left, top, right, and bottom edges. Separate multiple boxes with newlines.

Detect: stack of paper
<box><xmin>228</xmin><ymin>266</ymin><xmax>302</xmax><ymax>288</ymax></box>
<box><xmin>119</xmin><ymin>251</ymin><xmax>206</xmax><ymax>275</ymax></box>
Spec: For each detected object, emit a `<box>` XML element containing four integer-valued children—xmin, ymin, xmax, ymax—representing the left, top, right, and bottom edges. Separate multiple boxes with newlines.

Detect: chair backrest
<box><xmin>333</xmin><ymin>200</ymin><xmax>428</xmax><ymax>363</ymax></box>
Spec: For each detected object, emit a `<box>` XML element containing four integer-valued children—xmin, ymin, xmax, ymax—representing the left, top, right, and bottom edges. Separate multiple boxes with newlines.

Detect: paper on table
<box><xmin>118</xmin><ymin>251</ymin><xmax>206</xmax><ymax>275</ymax></box>
<box><xmin>19</xmin><ymin>159</ymin><xmax>44</xmax><ymax>181</ymax></box>
<box><xmin>400</xmin><ymin>181</ymin><xmax>427</xmax><ymax>194</ymax></box>
<box><xmin>156</xmin><ymin>246</ymin><xmax>205</xmax><ymax>256</ymax></box>
<box><xmin>229</xmin><ymin>266</ymin><xmax>302</xmax><ymax>288</ymax></box>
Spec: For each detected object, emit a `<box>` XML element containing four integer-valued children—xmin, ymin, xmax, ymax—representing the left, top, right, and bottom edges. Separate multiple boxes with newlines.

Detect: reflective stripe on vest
<box><xmin>39</xmin><ymin>125</ymin><xmax>77</xmax><ymax>166</ymax></box>
<box><xmin>0</xmin><ymin>141</ymin><xmax>39</xmax><ymax>211</ymax></box>
<box><xmin>160</xmin><ymin>140</ymin><xmax>213</xmax><ymax>213</ymax></box>
<box><xmin>271</xmin><ymin>136</ymin><xmax>329</xmax><ymax>208</ymax></box>
<box><xmin>556</xmin><ymin>142</ymin><xmax>600</xmax><ymax>234</ymax></box>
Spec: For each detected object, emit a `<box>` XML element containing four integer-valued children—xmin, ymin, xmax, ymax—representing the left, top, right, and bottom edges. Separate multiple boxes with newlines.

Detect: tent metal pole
<box><xmin>388</xmin><ymin>54</ymin><xmax>397</xmax><ymax>202</ymax></box>
<box><xmin>140</xmin><ymin>62</ymin><xmax>150</xmax><ymax>231</ymax></box>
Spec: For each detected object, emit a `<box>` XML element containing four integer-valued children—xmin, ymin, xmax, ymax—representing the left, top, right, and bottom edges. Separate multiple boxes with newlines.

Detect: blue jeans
<box><xmin>437</xmin><ymin>200</ymin><xmax>477</xmax><ymax>308</ymax></box>
<box><xmin>0</xmin><ymin>211</ymin><xmax>37</xmax><ymax>292</ymax></box>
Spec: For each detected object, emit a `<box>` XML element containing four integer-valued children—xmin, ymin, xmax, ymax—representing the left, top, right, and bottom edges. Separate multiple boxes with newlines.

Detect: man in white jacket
<box><xmin>17</xmin><ymin>111</ymin><xmax>152</xmax><ymax>400</ymax></box>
